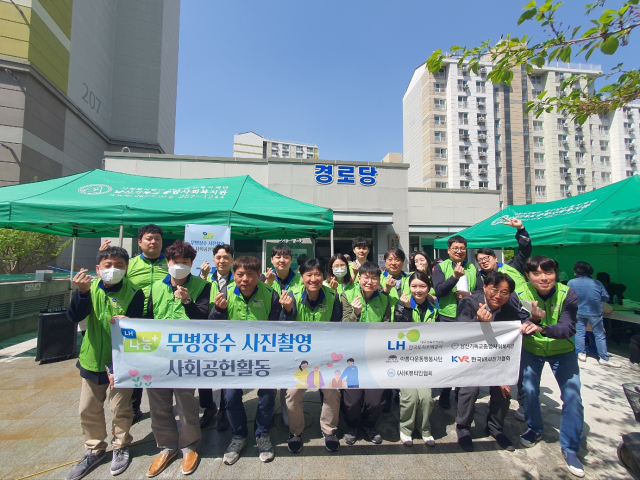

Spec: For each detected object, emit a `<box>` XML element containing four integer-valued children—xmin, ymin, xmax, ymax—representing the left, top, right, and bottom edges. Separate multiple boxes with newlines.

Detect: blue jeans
<box><xmin>225</xmin><ymin>389</ymin><xmax>275</xmax><ymax>438</ymax></box>
<box><xmin>575</xmin><ymin>314</ymin><xmax>610</xmax><ymax>360</ymax></box>
<box><xmin>520</xmin><ymin>349</ymin><xmax>584</xmax><ymax>453</ymax></box>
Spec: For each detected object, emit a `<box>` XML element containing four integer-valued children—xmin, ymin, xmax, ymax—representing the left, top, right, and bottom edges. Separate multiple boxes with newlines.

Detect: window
<box><xmin>458</xmin><ymin>96</ymin><xmax>468</xmax><ymax>108</ymax></box>
<box><xmin>559</xmin><ymin>150</ymin><xmax>568</xmax><ymax>160</ymax></box>
<box><xmin>477</xmin><ymin>98</ymin><xmax>486</xmax><ymax>108</ymax></box>
<box><xmin>459</xmin><ymin>163</ymin><xmax>470</xmax><ymax>170</ymax></box>
<box><xmin>560</xmin><ymin>185</ymin><xmax>570</xmax><ymax>197</ymax></box>
<box><xmin>531</xmin><ymin>75</ymin><xmax>542</xmax><ymax>84</ymax></box>
<box><xmin>626</xmin><ymin>154</ymin><xmax>636</xmax><ymax>166</ymax></box>
<box><xmin>533</xmin><ymin>121</ymin><xmax>543</xmax><ymax>131</ymax></box>
<box><xmin>534</xmin><ymin>153</ymin><xmax>545</xmax><ymax>163</ymax></box>
<box><xmin>624</xmin><ymin>122</ymin><xmax>633</xmax><ymax>129</ymax></box>
<box><xmin>460</xmin><ymin>180</ymin><xmax>470</xmax><ymax>188</ymax></box>
<box><xmin>628</xmin><ymin>171</ymin><xmax>635</xmax><ymax>177</ymax></box>
<box><xmin>534</xmin><ymin>137</ymin><xmax>544</xmax><ymax>147</ymax></box>
<box><xmin>296</xmin><ymin>152</ymin><xmax>303</xmax><ymax>158</ymax></box>
<box><xmin>459</xmin><ymin>129</ymin><xmax>470</xmax><ymax>141</ymax></box>
<box><xmin>601</xmin><ymin>172</ymin><xmax>611</xmax><ymax>183</ymax></box>
<box><xmin>296</xmin><ymin>146</ymin><xmax>303</xmax><ymax>152</ymax></box>
<box><xmin>435</xmin><ymin>68</ymin><xmax>446</xmax><ymax>78</ymax></box>
<box><xmin>476</xmin><ymin>81</ymin><xmax>486</xmax><ymax>93</ymax></box>
<box><xmin>435</xmin><ymin>165</ymin><xmax>447</xmax><ymax>176</ymax></box>
<box><xmin>477</xmin><ymin>114</ymin><xmax>487</xmax><ymax>125</ymax></box>
<box><xmin>478</xmin><ymin>146</ymin><xmax>488</xmax><ymax>154</ymax></box>
<box><xmin>535</xmin><ymin>169</ymin><xmax>545</xmax><ymax>180</ymax></box>
<box><xmin>497</xmin><ymin>167</ymin><xmax>503</xmax><ymax>177</ymax></box>
<box><xmin>434</xmin><ymin>115</ymin><xmax>446</xmax><ymax>125</ymax></box>
<box><xmin>494</xmin><ymin>102</ymin><xmax>500</xmax><ymax>113</ymax></box>
<box><xmin>479</xmin><ymin>181</ymin><xmax>489</xmax><ymax>188</ymax></box>
<box><xmin>495</xmin><ymin>135</ymin><xmax>501</xmax><ymax>145</ymax></box>
<box><xmin>478</xmin><ymin>165</ymin><xmax>488</xmax><ymax>176</ymax></box>
<box><xmin>599</xmin><ymin>140</ymin><xmax>609</xmax><ymax>151</ymax></box>
<box><xmin>434</xmin><ymin>82</ymin><xmax>446</xmax><ymax>93</ymax></box>
<box><xmin>435</xmin><ymin>148</ymin><xmax>447</xmax><ymax>159</ymax></box>
<box><xmin>307</xmin><ymin>153</ymin><xmax>314</xmax><ymax>159</ymax></box>
<box><xmin>535</xmin><ymin>186</ymin><xmax>546</xmax><ymax>197</ymax></box>
<box><xmin>434</xmin><ymin>99</ymin><xmax>446</xmax><ymax>109</ymax></box>
<box><xmin>558</xmin><ymin>134</ymin><xmax>568</xmax><ymax>143</ymax></box>
<box><xmin>575</xmin><ymin>152</ymin><xmax>585</xmax><ymax>163</ymax></box>
<box><xmin>598</xmin><ymin>125</ymin><xmax>610</xmax><ymax>134</ymax></box>
<box><xmin>457</xmin><ymin>80</ymin><xmax>468</xmax><ymax>91</ymax></box>
<box><xmin>555</xmin><ymin>72</ymin><xmax>564</xmax><ymax>82</ymax></box>
<box><xmin>436</xmin><ymin>182</ymin><xmax>447</xmax><ymax>188</ymax></box>
<box><xmin>600</xmin><ymin>156</ymin><xmax>610</xmax><ymax>166</ymax></box>
<box><xmin>434</xmin><ymin>131</ymin><xmax>447</xmax><ymax>142</ymax></box>
<box><xmin>577</xmin><ymin>185</ymin><xmax>586</xmax><ymax>194</ymax></box>
<box><xmin>575</xmin><ymin>136</ymin><xmax>584</xmax><ymax>148</ymax></box>
<box><xmin>459</xmin><ymin>146</ymin><xmax>470</xmax><ymax>156</ymax></box>
<box><xmin>458</xmin><ymin>112</ymin><xmax>468</xmax><ymax>124</ymax></box>
<box><xmin>494</xmin><ymin>119</ymin><xmax>501</xmax><ymax>129</ymax></box>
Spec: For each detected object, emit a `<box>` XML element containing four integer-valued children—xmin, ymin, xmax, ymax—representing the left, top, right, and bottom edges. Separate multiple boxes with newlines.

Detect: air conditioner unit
<box><xmin>630</xmin><ymin>144</ymin><xmax>636</xmax><ymax>150</ymax></box>
<box><xmin>579</xmin><ymin>141</ymin><xmax>585</xmax><ymax>147</ymax></box>
<box><xmin>562</xmin><ymin>141</ymin><xmax>569</xmax><ymax>146</ymax></box>
<box><xmin>464</xmin><ymin>170</ymin><xmax>472</xmax><ymax>176</ymax></box>
<box><xmin>464</xmin><ymin>151</ymin><xmax>472</xmax><ymax>157</ymax></box>
<box><xmin>563</xmin><ymin>157</ymin><xmax>570</xmax><ymax>163</ymax></box>
<box><xmin>478</xmin><ymin>134</ymin><xmax>487</xmax><ymax>141</ymax></box>
<box><xmin>631</xmin><ymin>159</ymin><xmax>637</xmax><ymax>165</ymax></box>
<box><xmin>577</xmin><ymin>174</ymin><xmax>585</xmax><ymax>180</ymax></box>
<box><xmin>461</xmin><ymin>68</ymin><xmax>468</xmax><ymax>75</ymax></box>
<box><xmin>479</xmin><ymin>67</ymin><xmax>487</xmax><ymax>74</ymax></box>
<box><xmin>479</xmin><ymin>169</ymin><xmax>488</xmax><ymax>176</ymax></box>
<box><xmin>478</xmin><ymin>102</ymin><xmax>486</xmax><ymax>109</ymax></box>
<box><xmin>564</xmin><ymin>173</ymin><xmax>572</xmax><ymax>179</ymax></box>
<box><xmin>575</xmin><ymin>125</ymin><xmax>583</xmax><ymax>131</ymax></box>
<box><xmin>479</xmin><ymin>152</ymin><xmax>487</xmax><ymax>158</ymax></box>
<box><xmin>628</xmin><ymin>128</ymin><xmax>635</xmax><ymax>134</ymax></box>
<box><xmin>567</xmin><ymin>191</ymin><xmax>573</xmax><ymax>197</ymax></box>
<box><xmin>627</xmin><ymin>111</ymin><xmax>633</xmax><ymax>117</ymax></box>
<box><xmin>478</xmin><ymin>118</ymin><xmax>486</xmax><ymax>125</ymax></box>
<box><xmin>462</xmin><ymin>134</ymin><xmax>470</xmax><ymax>140</ymax></box>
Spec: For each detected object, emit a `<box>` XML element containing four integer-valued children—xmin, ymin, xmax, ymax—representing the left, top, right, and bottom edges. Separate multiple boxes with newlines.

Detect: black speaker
<box><xmin>36</xmin><ymin>308</ymin><xmax>77</xmax><ymax>363</ymax></box>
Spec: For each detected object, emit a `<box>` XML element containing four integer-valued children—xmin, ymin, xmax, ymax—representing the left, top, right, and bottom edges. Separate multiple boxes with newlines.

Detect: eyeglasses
<box><xmin>359</xmin><ymin>276</ymin><xmax>378</xmax><ymax>284</ymax></box>
<box><xmin>477</xmin><ymin>256</ymin><xmax>493</xmax><ymax>263</ymax></box>
<box><xmin>450</xmin><ymin>247</ymin><xmax>467</xmax><ymax>252</ymax></box>
<box><xmin>487</xmin><ymin>287</ymin><xmax>511</xmax><ymax>298</ymax></box>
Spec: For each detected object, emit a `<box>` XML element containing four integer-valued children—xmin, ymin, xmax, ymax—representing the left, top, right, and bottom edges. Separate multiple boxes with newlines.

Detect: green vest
<box><xmin>345</xmin><ymin>285</ymin><xmax>389</xmax><ymax>323</ymax></box>
<box><xmin>517</xmin><ymin>282</ymin><xmax>573</xmax><ymax>357</ymax></box>
<box><xmin>151</xmin><ymin>274</ymin><xmax>208</xmax><ymax>320</ymax></box>
<box><xmin>293</xmin><ymin>285</ymin><xmax>336</xmax><ymax>322</ymax></box>
<box><xmin>268</xmin><ymin>269</ymin><xmax>303</xmax><ymax>295</ymax></box>
<box><xmin>78</xmin><ymin>278</ymin><xmax>139</xmax><ymax>372</ymax></box>
<box><xmin>226</xmin><ymin>282</ymin><xmax>274</xmax><ymax>320</ymax></box>
<box><xmin>497</xmin><ymin>263</ymin><xmax>527</xmax><ymax>292</ymax></box>
<box><xmin>127</xmin><ymin>254</ymin><xmax>169</xmax><ymax>313</ymax></box>
<box><xmin>324</xmin><ymin>279</ymin><xmax>356</xmax><ymax>296</ymax></box>
<box><xmin>207</xmin><ymin>272</ymin><xmax>235</xmax><ymax>308</ymax></box>
<box><xmin>348</xmin><ymin>262</ymin><xmax>361</xmax><ymax>284</ymax></box>
<box><xmin>438</xmin><ymin>260</ymin><xmax>477</xmax><ymax>318</ymax></box>
<box><xmin>380</xmin><ymin>271</ymin><xmax>411</xmax><ymax>310</ymax></box>
<box><xmin>407</xmin><ymin>297</ymin><xmax>438</xmax><ymax>323</ymax></box>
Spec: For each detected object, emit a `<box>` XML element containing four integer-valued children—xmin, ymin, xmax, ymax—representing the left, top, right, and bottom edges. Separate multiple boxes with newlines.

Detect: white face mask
<box><xmin>333</xmin><ymin>267</ymin><xmax>348</xmax><ymax>278</ymax></box>
<box><xmin>99</xmin><ymin>267</ymin><xmax>126</xmax><ymax>284</ymax></box>
<box><xmin>169</xmin><ymin>264</ymin><xmax>191</xmax><ymax>279</ymax></box>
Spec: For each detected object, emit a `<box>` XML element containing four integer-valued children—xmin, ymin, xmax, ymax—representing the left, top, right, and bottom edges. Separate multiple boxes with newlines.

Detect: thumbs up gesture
<box><xmin>279</xmin><ymin>290</ymin><xmax>293</xmax><ymax>313</ymax></box>
<box><xmin>477</xmin><ymin>303</ymin><xmax>492</xmax><ymax>322</ymax></box>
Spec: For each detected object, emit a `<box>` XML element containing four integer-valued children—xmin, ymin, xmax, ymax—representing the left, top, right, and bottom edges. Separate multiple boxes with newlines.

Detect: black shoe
<box><xmin>343</xmin><ymin>427</ymin><xmax>358</xmax><ymax>445</ymax></box>
<box><xmin>456</xmin><ymin>427</ymin><xmax>474</xmax><ymax>452</ymax></box>
<box><xmin>199</xmin><ymin>407</ymin><xmax>217</xmax><ymax>429</ymax></box>
<box><xmin>364</xmin><ymin>427</ymin><xmax>382</xmax><ymax>445</ymax></box>
<box><xmin>438</xmin><ymin>393</ymin><xmax>451</xmax><ymax>410</ymax></box>
<box><xmin>217</xmin><ymin>409</ymin><xmax>229</xmax><ymax>432</ymax></box>
<box><xmin>287</xmin><ymin>434</ymin><xmax>302</xmax><ymax>453</ymax></box>
<box><xmin>132</xmin><ymin>408</ymin><xmax>143</xmax><ymax>425</ymax></box>
<box><xmin>493</xmin><ymin>432</ymin><xmax>515</xmax><ymax>452</ymax></box>
<box><xmin>323</xmin><ymin>432</ymin><xmax>340</xmax><ymax>452</ymax></box>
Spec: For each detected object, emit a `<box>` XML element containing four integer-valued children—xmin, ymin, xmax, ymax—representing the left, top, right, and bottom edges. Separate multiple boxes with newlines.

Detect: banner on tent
<box><xmin>184</xmin><ymin>224</ymin><xmax>231</xmax><ymax>276</ymax></box>
<box><xmin>111</xmin><ymin>319</ymin><xmax>522</xmax><ymax>389</ymax></box>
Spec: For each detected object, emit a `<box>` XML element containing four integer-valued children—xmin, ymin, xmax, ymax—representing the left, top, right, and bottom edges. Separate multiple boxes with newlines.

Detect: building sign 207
<box><xmin>314</xmin><ymin>165</ymin><xmax>378</xmax><ymax>186</ymax></box>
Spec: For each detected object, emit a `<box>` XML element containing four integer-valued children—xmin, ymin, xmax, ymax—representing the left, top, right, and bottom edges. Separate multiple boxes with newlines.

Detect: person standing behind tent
<box><xmin>283</xmin><ymin>259</ymin><xmax>343</xmax><ymax>454</ymax></box>
<box><xmin>475</xmin><ymin>217</ymin><xmax>531</xmax><ymax>291</ymax></box>
<box><xmin>568</xmin><ymin>261</ymin><xmax>620</xmax><ymax>368</ymax></box>
<box><xmin>324</xmin><ymin>253</ymin><xmax>356</xmax><ymax>296</ymax></box>
<box><xmin>431</xmin><ymin>234</ymin><xmax>482</xmax><ymax>409</ymax></box>
<box><xmin>65</xmin><ymin>246</ymin><xmax>144</xmax><ymax>480</ymax></box>
<box><xmin>518</xmin><ymin>256</ymin><xmax>585</xmax><ymax>478</ymax></box>
<box><xmin>209</xmin><ymin>256</ymin><xmax>286</xmax><ymax>466</ymax></box>
<box><xmin>198</xmin><ymin>244</ymin><xmax>235</xmax><ymax>431</ymax></box>
<box><xmin>261</xmin><ymin>244</ymin><xmax>303</xmax><ymax>295</ymax></box>
<box><xmin>349</xmin><ymin>237</ymin><xmax>371</xmax><ymax>280</ymax></box>
<box><xmin>394</xmin><ymin>271</ymin><xmax>437</xmax><ymax>447</ymax></box>
<box><xmin>145</xmin><ymin>240</ymin><xmax>210</xmax><ymax>478</ymax></box>
<box><xmin>341</xmin><ymin>262</ymin><xmax>391</xmax><ymax>445</ymax></box>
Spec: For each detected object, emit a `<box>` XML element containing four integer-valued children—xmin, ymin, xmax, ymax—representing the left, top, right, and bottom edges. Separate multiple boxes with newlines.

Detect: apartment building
<box><xmin>233</xmin><ymin>131</ymin><xmax>319</xmax><ymax>159</ymax></box>
<box><xmin>403</xmin><ymin>58</ymin><xmax>638</xmax><ymax>206</ymax></box>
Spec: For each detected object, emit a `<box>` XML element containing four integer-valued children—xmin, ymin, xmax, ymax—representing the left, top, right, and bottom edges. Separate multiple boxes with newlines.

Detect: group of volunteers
<box><xmin>65</xmin><ymin>218</ymin><xmax>593</xmax><ymax>479</ymax></box>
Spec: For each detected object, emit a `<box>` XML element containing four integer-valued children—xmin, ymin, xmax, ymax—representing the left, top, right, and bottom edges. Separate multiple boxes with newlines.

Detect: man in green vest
<box><xmin>145</xmin><ymin>240</ymin><xmax>211</xmax><ymax>478</ymax></box>
<box><xmin>198</xmin><ymin>244</ymin><xmax>235</xmax><ymax>431</ymax></box>
<box><xmin>517</xmin><ymin>255</ymin><xmax>585</xmax><ymax>478</ymax></box>
<box><xmin>261</xmin><ymin>244</ymin><xmax>303</xmax><ymax>295</ymax></box>
<box><xmin>209</xmin><ymin>256</ymin><xmax>287</xmax><ymax>466</ymax></box>
<box><xmin>380</xmin><ymin>248</ymin><xmax>411</xmax><ymax>310</ymax></box>
<box><xmin>431</xmin><ymin>234</ymin><xmax>482</xmax><ymax>409</ymax></box>
<box><xmin>341</xmin><ymin>262</ymin><xmax>390</xmax><ymax>445</ymax></box>
<box><xmin>283</xmin><ymin>258</ymin><xmax>343</xmax><ymax>454</ymax></box>
<box><xmin>65</xmin><ymin>246</ymin><xmax>144</xmax><ymax>480</ymax></box>
<box><xmin>475</xmin><ymin>217</ymin><xmax>532</xmax><ymax>292</ymax></box>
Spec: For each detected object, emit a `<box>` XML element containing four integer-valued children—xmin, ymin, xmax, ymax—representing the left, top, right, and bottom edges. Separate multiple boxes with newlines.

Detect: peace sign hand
<box><xmin>500</xmin><ymin>216</ymin><xmax>524</xmax><ymax>230</ymax></box>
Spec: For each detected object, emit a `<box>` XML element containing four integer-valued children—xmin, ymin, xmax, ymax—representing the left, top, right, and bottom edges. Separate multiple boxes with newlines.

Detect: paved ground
<box><xmin>0</xmin><ymin>332</ymin><xmax>638</xmax><ymax>480</ymax></box>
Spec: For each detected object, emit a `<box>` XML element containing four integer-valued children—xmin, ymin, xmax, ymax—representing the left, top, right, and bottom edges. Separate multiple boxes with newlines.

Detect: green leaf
<box><xmin>537</xmin><ymin>90</ymin><xmax>547</xmax><ymax>99</ymax></box>
<box><xmin>600</xmin><ymin>35</ymin><xmax>619</xmax><ymax>55</ymax></box>
<box><xmin>531</xmin><ymin>57</ymin><xmax>546</xmax><ymax>67</ymax></box>
<box><xmin>525</xmin><ymin>63</ymin><xmax>534</xmax><ymax>75</ymax></box>
<box><xmin>451</xmin><ymin>45</ymin><xmax>463</xmax><ymax>52</ymax></box>
<box><xmin>559</xmin><ymin>46</ymin><xmax>572</xmax><ymax>62</ymax></box>
<box><xmin>426</xmin><ymin>50</ymin><xmax>443</xmax><ymax>73</ymax></box>
<box><xmin>524</xmin><ymin>0</ymin><xmax>537</xmax><ymax>8</ymax></box>
<box><xmin>518</xmin><ymin>8</ymin><xmax>538</xmax><ymax>25</ymax></box>
<box><xmin>502</xmin><ymin>70</ymin><xmax>514</xmax><ymax>86</ymax></box>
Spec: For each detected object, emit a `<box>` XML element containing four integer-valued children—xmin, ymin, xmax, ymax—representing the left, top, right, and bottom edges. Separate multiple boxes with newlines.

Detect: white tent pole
<box><xmin>261</xmin><ymin>240</ymin><xmax>267</xmax><ymax>272</ymax></box>
<box><xmin>330</xmin><ymin>229</ymin><xmax>334</xmax><ymax>257</ymax></box>
<box><xmin>69</xmin><ymin>236</ymin><xmax>77</xmax><ymax>283</ymax></box>
<box><xmin>118</xmin><ymin>225</ymin><xmax>124</xmax><ymax>247</ymax></box>
<box><xmin>501</xmin><ymin>247</ymin><xmax>505</xmax><ymax>263</ymax></box>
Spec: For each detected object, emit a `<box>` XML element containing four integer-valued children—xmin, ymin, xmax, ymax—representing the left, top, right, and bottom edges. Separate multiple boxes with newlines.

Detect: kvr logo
<box><xmin>388</xmin><ymin>328</ymin><xmax>420</xmax><ymax>351</ymax></box>
<box><xmin>452</xmin><ymin>356</ymin><xmax>470</xmax><ymax>363</ymax></box>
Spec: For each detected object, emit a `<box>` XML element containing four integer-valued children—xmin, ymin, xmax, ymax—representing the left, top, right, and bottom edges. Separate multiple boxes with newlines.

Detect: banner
<box><xmin>184</xmin><ymin>224</ymin><xmax>231</xmax><ymax>276</ymax></box>
<box><xmin>112</xmin><ymin>319</ymin><xmax>522</xmax><ymax>389</ymax></box>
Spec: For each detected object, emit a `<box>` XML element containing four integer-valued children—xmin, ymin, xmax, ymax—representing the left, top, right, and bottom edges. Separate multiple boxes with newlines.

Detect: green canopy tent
<box><xmin>0</xmin><ymin>169</ymin><xmax>333</xmax><ymax>277</ymax></box>
<box><xmin>434</xmin><ymin>176</ymin><xmax>640</xmax><ymax>300</ymax></box>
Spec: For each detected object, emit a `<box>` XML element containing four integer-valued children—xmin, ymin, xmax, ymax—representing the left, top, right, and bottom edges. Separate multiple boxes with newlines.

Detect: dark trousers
<box><xmin>455</xmin><ymin>386</ymin><xmax>511</xmax><ymax>436</ymax></box>
<box><xmin>225</xmin><ymin>389</ymin><xmax>275</xmax><ymax>438</ymax></box>
<box><xmin>342</xmin><ymin>389</ymin><xmax>384</xmax><ymax>429</ymax></box>
<box><xmin>631</xmin><ymin>335</ymin><xmax>640</xmax><ymax>364</ymax></box>
<box><xmin>132</xmin><ymin>388</ymin><xmax>143</xmax><ymax>412</ymax></box>
<box><xmin>198</xmin><ymin>389</ymin><xmax>226</xmax><ymax>411</ymax></box>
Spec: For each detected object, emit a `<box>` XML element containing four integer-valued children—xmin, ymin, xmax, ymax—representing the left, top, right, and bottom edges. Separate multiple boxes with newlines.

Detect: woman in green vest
<box><xmin>283</xmin><ymin>258</ymin><xmax>342</xmax><ymax>454</ymax></box>
<box><xmin>517</xmin><ymin>256</ymin><xmax>585</xmax><ymax>478</ymax></box>
<box><xmin>394</xmin><ymin>271</ymin><xmax>437</xmax><ymax>447</ymax></box>
<box><xmin>145</xmin><ymin>240</ymin><xmax>210</xmax><ymax>478</ymax></box>
<box><xmin>324</xmin><ymin>253</ymin><xmax>356</xmax><ymax>296</ymax></box>
<box><xmin>409</xmin><ymin>251</ymin><xmax>437</xmax><ymax>304</ymax></box>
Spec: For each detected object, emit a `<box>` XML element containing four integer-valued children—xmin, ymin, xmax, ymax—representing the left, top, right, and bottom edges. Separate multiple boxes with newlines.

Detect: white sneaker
<box><xmin>282</xmin><ymin>406</ymin><xmax>289</xmax><ymax>427</ymax></box>
<box><xmin>422</xmin><ymin>436</ymin><xmax>435</xmax><ymax>447</ymax></box>
<box><xmin>515</xmin><ymin>406</ymin><xmax>525</xmax><ymax>422</ymax></box>
<box><xmin>630</xmin><ymin>362</ymin><xmax>640</xmax><ymax>372</ymax></box>
<box><xmin>577</xmin><ymin>353</ymin><xmax>587</xmax><ymax>362</ymax></box>
<box><xmin>399</xmin><ymin>431</ymin><xmax>413</xmax><ymax>446</ymax></box>
<box><xmin>599</xmin><ymin>358</ymin><xmax>621</xmax><ymax>368</ymax></box>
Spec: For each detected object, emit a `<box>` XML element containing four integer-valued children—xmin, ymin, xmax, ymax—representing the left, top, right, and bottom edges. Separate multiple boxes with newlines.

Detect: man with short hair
<box><xmin>455</xmin><ymin>271</ymin><xmax>528</xmax><ymax>453</ymax></box>
<box><xmin>66</xmin><ymin>247</ymin><xmax>144</xmax><ymax>480</ymax></box>
<box><xmin>261</xmin><ymin>244</ymin><xmax>303</xmax><ymax>295</ymax></box>
<box><xmin>475</xmin><ymin>217</ymin><xmax>532</xmax><ymax>292</ymax></box>
<box><xmin>209</xmin><ymin>256</ymin><xmax>288</xmax><ymax>465</ymax></box>
<box><xmin>518</xmin><ymin>256</ymin><xmax>585</xmax><ymax>478</ymax></box>
<box><xmin>431</xmin><ymin>234</ymin><xmax>483</xmax><ymax>409</ymax></box>
<box><xmin>380</xmin><ymin>248</ymin><xmax>411</xmax><ymax>310</ymax></box>
<box><xmin>350</xmin><ymin>236</ymin><xmax>371</xmax><ymax>279</ymax></box>
<box><xmin>198</xmin><ymin>244</ymin><xmax>235</xmax><ymax>430</ymax></box>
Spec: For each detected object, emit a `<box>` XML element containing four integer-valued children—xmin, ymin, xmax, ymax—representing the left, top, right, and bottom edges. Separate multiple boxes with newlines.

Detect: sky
<box><xmin>174</xmin><ymin>0</ymin><xmax>636</xmax><ymax>162</ymax></box>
